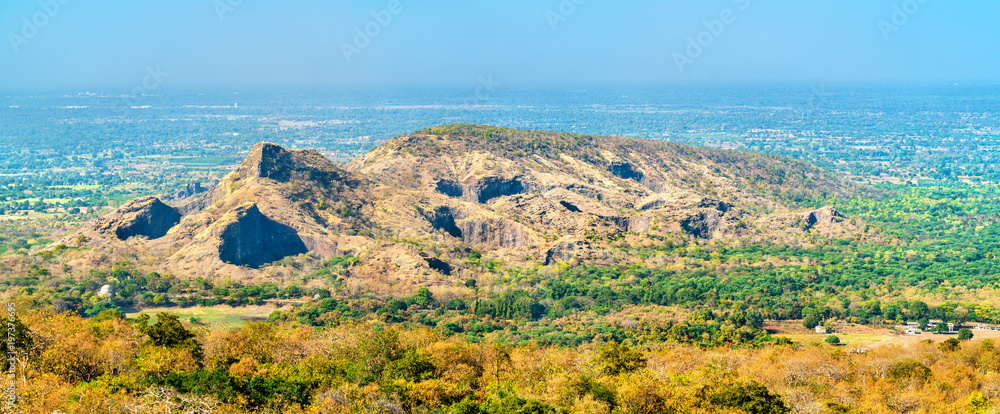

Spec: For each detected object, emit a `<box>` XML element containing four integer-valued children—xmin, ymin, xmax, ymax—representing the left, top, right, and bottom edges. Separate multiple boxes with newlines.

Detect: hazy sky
<box><xmin>1</xmin><ymin>0</ymin><xmax>998</xmax><ymax>90</ymax></box>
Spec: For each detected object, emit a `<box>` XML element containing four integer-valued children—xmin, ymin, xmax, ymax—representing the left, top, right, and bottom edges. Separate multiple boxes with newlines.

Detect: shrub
<box><xmin>825</xmin><ymin>335</ymin><xmax>840</xmax><ymax>345</ymax></box>
<box><xmin>969</xmin><ymin>392</ymin><xmax>992</xmax><ymax>413</ymax></box>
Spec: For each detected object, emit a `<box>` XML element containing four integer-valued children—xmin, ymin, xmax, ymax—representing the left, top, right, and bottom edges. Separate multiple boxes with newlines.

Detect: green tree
<box><xmin>918</xmin><ymin>317</ymin><xmax>929</xmax><ymax>330</ymax></box>
<box><xmin>135</xmin><ymin>312</ymin><xmax>203</xmax><ymax>364</ymax></box>
<box><xmin>909</xmin><ymin>301</ymin><xmax>930</xmax><ymax>320</ymax></box>
<box><xmin>860</xmin><ymin>299</ymin><xmax>881</xmax><ymax>316</ymax></box>
<box><xmin>151</xmin><ymin>293</ymin><xmax>168</xmax><ymax>306</ymax></box>
<box><xmin>708</xmin><ymin>381</ymin><xmax>791</xmax><ymax>414</ymax></box>
<box><xmin>823</xmin><ymin>321</ymin><xmax>835</xmax><ymax>333</ymax></box>
<box><xmin>448</xmin><ymin>398</ymin><xmax>482</xmax><ymax>414</ymax></box>
<box><xmin>384</xmin><ymin>349</ymin><xmax>436</xmax><ymax>382</ymax></box>
<box><xmin>883</xmin><ymin>304</ymin><xmax>901</xmax><ymax>321</ymax></box>
<box><xmin>0</xmin><ymin>314</ymin><xmax>33</xmax><ymax>372</ymax></box>
<box><xmin>482</xmin><ymin>393</ymin><xmax>556</xmax><ymax>414</ymax></box>
<box><xmin>802</xmin><ymin>313</ymin><xmax>820</xmax><ymax>330</ymax></box>
<box><xmin>958</xmin><ymin>328</ymin><xmax>973</xmax><ymax>341</ymax></box>
<box><xmin>595</xmin><ymin>341</ymin><xmax>647</xmax><ymax>376</ymax></box>
<box><xmin>92</xmin><ymin>309</ymin><xmax>125</xmax><ymax>322</ymax></box>
<box><xmin>888</xmin><ymin>358</ymin><xmax>931</xmax><ymax>383</ymax></box>
<box><xmin>356</xmin><ymin>329</ymin><xmax>405</xmax><ymax>382</ymax></box>
<box><xmin>135</xmin><ymin>313</ymin><xmax>195</xmax><ymax>347</ymax></box>
<box><xmin>84</xmin><ymin>301</ymin><xmax>123</xmax><ymax>318</ymax></box>
<box><xmin>939</xmin><ymin>338</ymin><xmax>961</xmax><ymax>352</ymax></box>
<box><xmin>825</xmin><ymin>335</ymin><xmax>841</xmax><ymax>345</ymax></box>
<box><xmin>409</xmin><ymin>287</ymin><xmax>436</xmax><ymax>307</ymax></box>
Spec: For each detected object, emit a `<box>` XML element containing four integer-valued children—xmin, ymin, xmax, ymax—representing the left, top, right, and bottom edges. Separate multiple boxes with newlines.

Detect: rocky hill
<box><xmin>86</xmin><ymin>196</ymin><xmax>181</xmax><ymax>240</ymax></box>
<box><xmin>73</xmin><ymin>125</ymin><xmax>866</xmax><ymax>293</ymax></box>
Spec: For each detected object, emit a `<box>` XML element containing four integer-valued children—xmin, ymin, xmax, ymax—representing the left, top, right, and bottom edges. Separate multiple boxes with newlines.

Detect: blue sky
<box><xmin>1</xmin><ymin>0</ymin><xmax>998</xmax><ymax>90</ymax></box>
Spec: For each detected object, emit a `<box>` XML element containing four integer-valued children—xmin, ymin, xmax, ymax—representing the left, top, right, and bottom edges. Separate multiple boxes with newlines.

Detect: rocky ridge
<box><xmin>87</xmin><ymin>196</ymin><xmax>181</xmax><ymax>241</ymax></box>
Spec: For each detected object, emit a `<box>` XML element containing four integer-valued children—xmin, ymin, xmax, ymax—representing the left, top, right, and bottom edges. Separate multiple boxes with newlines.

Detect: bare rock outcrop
<box><xmin>681</xmin><ymin>210</ymin><xmax>726</xmax><ymax>239</ymax></box>
<box><xmin>435</xmin><ymin>177</ymin><xmax>530</xmax><ymax>203</ymax></box>
<box><xmin>217</xmin><ymin>203</ymin><xmax>308</xmax><ymax>268</ymax></box>
<box><xmin>802</xmin><ymin>206</ymin><xmax>844</xmax><ymax>231</ymax></box>
<box><xmin>458</xmin><ymin>217</ymin><xmax>529</xmax><ymax>248</ymax></box>
<box><xmin>424</xmin><ymin>206</ymin><xmax>529</xmax><ymax>247</ymax></box>
<box><xmin>608</xmin><ymin>162</ymin><xmax>644</xmax><ymax>181</ymax></box>
<box><xmin>544</xmin><ymin>237</ymin><xmax>594</xmax><ymax>265</ymax></box>
<box><xmin>608</xmin><ymin>216</ymin><xmax>652</xmax><ymax>233</ymax></box>
<box><xmin>93</xmin><ymin>196</ymin><xmax>181</xmax><ymax>240</ymax></box>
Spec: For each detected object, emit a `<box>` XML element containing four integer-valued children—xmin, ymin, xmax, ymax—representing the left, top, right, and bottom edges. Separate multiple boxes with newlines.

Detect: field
<box><xmin>136</xmin><ymin>155</ymin><xmax>243</xmax><ymax>167</ymax></box>
<box><xmin>169</xmin><ymin>156</ymin><xmax>243</xmax><ymax>167</ymax></box>
<box><xmin>0</xmin><ymin>210</ymin><xmax>66</xmax><ymax>221</ymax></box>
<box><xmin>125</xmin><ymin>304</ymin><xmax>282</xmax><ymax>329</ymax></box>
<box><xmin>49</xmin><ymin>184</ymin><xmax>103</xmax><ymax>190</ymax></box>
<box><xmin>767</xmin><ymin>320</ymin><xmax>1000</xmax><ymax>348</ymax></box>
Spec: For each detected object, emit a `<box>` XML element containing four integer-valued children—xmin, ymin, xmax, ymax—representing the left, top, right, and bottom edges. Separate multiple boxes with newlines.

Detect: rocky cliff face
<box><xmin>681</xmin><ymin>210</ymin><xmax>727</xmax><ymax>239</ymax></box>
<box><xmin>92</xmin><ymin>196</ymin><xmax>181</xmax><ymax>240</ymax></box>
<box><xmin>435</xmin><ymin>177</ymin><xmax>530</xmax><ymax>204</ymax></box>
<box><xmin>544</xmin><ymin>237</ymin><xmax>595</xmax><ymax>265</ymax></box>
<box><xmin>424</xmin><ymin>206</ymin><xmax>531</xmax><ymax>247</ymax></box>
<box><xmin>802</xmin><ymin>206</ymin><xmax>844</xmax><ymax>231</ymax></box>
<box><xmin>217</xmin><ymin>203</ymin><xmax>308</xmax><ymax>268</ymax></box>
<box><xmin>457</xmin><ymin>216</ymin><xmax>530</xmax><ymax>248</ymax></box>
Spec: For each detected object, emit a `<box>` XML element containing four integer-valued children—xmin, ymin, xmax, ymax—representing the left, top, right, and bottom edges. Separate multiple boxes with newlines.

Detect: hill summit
<box><xmin>76</xmin><ymin>125</ymin><xmax>863</xmax><ymax>292</ymax></box>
